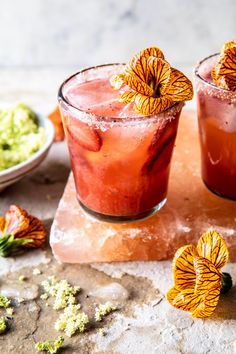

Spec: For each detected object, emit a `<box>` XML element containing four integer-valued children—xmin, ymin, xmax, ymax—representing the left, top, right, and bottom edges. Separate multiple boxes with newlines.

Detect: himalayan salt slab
<box><xmin>50</xmin><ymin>110</ymin><xmax>236</xmax><ymax>263</ymax></box>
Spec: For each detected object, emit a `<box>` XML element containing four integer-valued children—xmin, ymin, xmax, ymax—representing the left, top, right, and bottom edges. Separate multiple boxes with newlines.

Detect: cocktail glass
<box><xmin>58</xmin><ymin>64</ymin><xmax>183</xmax><ymax>222</ymax></box>
<box><xmin>195</xmin><ymin>54</ymin><xmax>236</xmax><ymax>200</ymax></box>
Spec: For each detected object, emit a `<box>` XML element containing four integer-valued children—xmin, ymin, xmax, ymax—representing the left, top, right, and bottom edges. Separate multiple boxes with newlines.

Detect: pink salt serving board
<box><xmin>50</xmin><ymin>110</ymin><xmax>236</xmax><ymax>263</ymax></box>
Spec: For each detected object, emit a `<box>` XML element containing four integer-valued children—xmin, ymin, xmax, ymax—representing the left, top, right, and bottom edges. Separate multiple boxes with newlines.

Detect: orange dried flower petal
<box><xmin>167</xmin><ymin>287</ymin><xmax>202</xmax><ymax>312</ymax></box>
<box><xmin>166</xmin><ymin>68</ymin><xmax>194</xmax><ymax>101</ymax></box>
<box><xmin>5</xmin><ymin>205</ymin><xmax>30</xmax><ymax>235</ymax></box>
<box><xmin>4</xmin><ymin>205</ymin><xmax>46</xmax><ymax>248</ymax></box>
<box><xmin>138</xmin><ymin>46</ymin><xmax>165</xmax><ymax>61</ymax></box>
<box><xmin>196</xmin><ymin>230</ymin><xmax>229</xmax><ymax>270</ymax></box>
<box><xmin>119</xmin><ymin>91</ymin><xmax>138</xmax><ymax>104</ymax></box>
<box><xmin>122</xmin><ymin>72</ymin><xmax>154</xmax><ymax>96</ymax></box>
<box><xmin>147</xmin><ymin>57</ymin><xmax>171</xmax><ymax>94</ymax></box>
<box><xmin>23</xmin><ymin>215</ymin><xmax>47</xmax><ymax>248</ymax></box>
<box><xmin>212</xmin><ymin>40</ymin><xmax>236</xmax><ymax>91</ymax></box>
<box><xmin>126</xmin><ymin>46</ymin><xmax>164</xmax><ymax>84</ymax></box>
<box><xmin>48</xmin><ymin>106</ymin><xmax>65</xmax><ymax>142</ymax></box>
<box><xmin>172</xmin><ymin>244</ymin><xmax>198</xmax><ymax>290</ymax></box>
<box><xmin>0</xmin><ymin>217</ymin><xmax>5</xmax><ymax>233</ymax></box>
<box><xmin>192</xmin><ymin>257</ymin><xmax>221</xmax><ymax>318</ymax></box>
<box><xmin>134</xmin><ymin>94</ymin><xmax>173</xmax><ymax>115</ymax></box>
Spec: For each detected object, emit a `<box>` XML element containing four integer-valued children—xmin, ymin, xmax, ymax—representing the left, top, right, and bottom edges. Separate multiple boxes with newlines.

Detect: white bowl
<box><xmin>0</xmin><ymin>114</ymin><xmax>55</xmax><ymax>192</ymax></box>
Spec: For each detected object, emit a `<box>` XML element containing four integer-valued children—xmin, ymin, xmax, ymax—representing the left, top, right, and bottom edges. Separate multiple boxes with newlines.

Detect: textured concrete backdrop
<box><xmin>1</xmin><ymin>0</ymin><xmax>236</xmax><ymax>72</ymax></box>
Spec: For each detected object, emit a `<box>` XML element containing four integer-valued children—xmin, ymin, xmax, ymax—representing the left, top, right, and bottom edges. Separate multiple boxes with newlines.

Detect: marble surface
<box><xmin>0</xmin><ymin>0</ymin><xmax>236</xmax><ymax>74</ymax></box>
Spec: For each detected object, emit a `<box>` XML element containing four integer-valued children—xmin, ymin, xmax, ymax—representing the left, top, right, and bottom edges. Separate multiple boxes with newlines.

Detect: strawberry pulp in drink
<box><xmin>59</xmin><ymin>64</ymin><xmax>182</xmax><ymax>222</ymax></box>
<box><xmin>195</xmin><ymin>55</ymin><xmax>236</xmax><ymax>200</ymax></box>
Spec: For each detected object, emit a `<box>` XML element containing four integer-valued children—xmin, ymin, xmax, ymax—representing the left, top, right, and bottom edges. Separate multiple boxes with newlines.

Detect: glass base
<box><xmin>203</xmin><ymin>179</ymin><xmax>236</xmax><ymax>201</ymax></box>
<box><xmin>78</xmin><ymin>198</ymin><xmax>167</xmax><ymax>224</ymax></box>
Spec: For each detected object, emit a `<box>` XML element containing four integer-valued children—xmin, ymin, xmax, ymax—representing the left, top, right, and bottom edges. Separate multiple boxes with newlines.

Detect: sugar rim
<box><xmin>58</xmin><ymin>63</ymin><xmax>184</xmax><ymax>125</ymax></box>
<box><xmin>194</xmin><ymin>53</ymin><xmax>236</xmax><ymax>100</ymax></box>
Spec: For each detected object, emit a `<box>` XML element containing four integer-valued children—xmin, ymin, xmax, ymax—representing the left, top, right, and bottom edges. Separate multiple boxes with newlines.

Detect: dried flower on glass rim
<box><xmin>166</xmin><ymin>230</ymin><xmax>232</xmax><ymax>318</ymax></box>
<box><xmin>0</xmin><ymin>205</ymin><xmax>46</xmax><ymax>256</ymax></box>
<box><xmin>212</xmin><ymin>40</ymin><xmax>236</xmax><ymax>91</ymax></box>
<box><xmin>110</xmin><ymin>46</ymin><xmax>193</xmax><ymax>115</ymax></box>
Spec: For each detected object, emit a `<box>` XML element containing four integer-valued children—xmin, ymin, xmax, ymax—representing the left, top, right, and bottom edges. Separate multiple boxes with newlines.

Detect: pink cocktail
<box><xmin>195</xmin><ymin>55</ymin><xmax>236</xmax><ymax>200</ymax></box>
<box><xmin>59</xmin><ymin>64</ymin><xmax>183</xmax><ymax>222</ymax></box>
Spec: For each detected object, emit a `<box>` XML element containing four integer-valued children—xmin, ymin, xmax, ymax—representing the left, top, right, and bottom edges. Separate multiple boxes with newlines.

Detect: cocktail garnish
<box><xmin>110</xmin><ymin>46</ymin><xmax>193</xmax><ymax>115</ymax></box>
<box><xmin>212</xmin><ymin>40</ymin><xmax>236</xmax><ymax>91</ymax></box>
<box><xmin>0</xmin><ymin>205</ymin><xmax>46</xmax><ymax>256</ymax></box>
<box><xmin>166</xmin><ymin>230</ymin><xmax>232</xmax><ymax>318</ymax></box>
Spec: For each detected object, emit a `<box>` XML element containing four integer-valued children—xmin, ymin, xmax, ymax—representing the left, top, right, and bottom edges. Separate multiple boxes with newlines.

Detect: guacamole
<box><xmin>0</xmin><ymin>103</ymin><xmax>46</xmax><ymax>171</ymax></box>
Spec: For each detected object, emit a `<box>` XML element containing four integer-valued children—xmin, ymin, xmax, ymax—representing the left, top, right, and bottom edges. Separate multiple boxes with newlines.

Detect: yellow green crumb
<box><xmin>19</xmin><ymin>275</ymin><xmax>27</xmax><ymax>282</ymax></box>
<box><xmin>35</xmin><ymin>335</ymin><xmax>64</xmax><ymax>354</ymax></box>
<box><xmin>33</xmin><ymin>268</ymin><xmax>42</xmax><ymax>275</ymax></box>
<box><xmin>55</xmin><ymin>304</ymin><xmax>88</xmax><ymax>337</ymax></box>
<box><xmin>0</xmin><ymin>316</ymin><xmax>7</xmax><ymax>334</ymax></box>
<box><xmin>95</xmin><ymin>302</ymin><xmax>117</xmax><ymax>322</ymax></box>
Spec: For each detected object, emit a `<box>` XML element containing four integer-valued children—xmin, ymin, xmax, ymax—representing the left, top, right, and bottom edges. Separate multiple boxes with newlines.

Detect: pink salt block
<box><xmin>50</xmin><ymin>111</ymin><xmax>236</xmax><ymax>263</ymax></box>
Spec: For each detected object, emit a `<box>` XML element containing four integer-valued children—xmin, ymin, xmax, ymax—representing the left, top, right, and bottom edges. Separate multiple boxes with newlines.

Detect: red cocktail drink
<box><xmin>195</xmin><ymin>54</ymin><xmax>236</xmax><ymax>200</ymax></box>
<box><xmin>59</xmin><ymin>64</ymin><xmax>183</xmax><ymax>222</ymax></box>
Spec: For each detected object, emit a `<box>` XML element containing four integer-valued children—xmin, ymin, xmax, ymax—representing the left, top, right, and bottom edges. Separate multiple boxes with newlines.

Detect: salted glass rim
<box><xmin>194</xmin><ymin>53</ymin><xmax>234</xmax><ymax>93</ymax></box>
<box><xmin>58</xmin><ymin>63</ymin><xmax>183</xmax><ymax>124</ymax></box>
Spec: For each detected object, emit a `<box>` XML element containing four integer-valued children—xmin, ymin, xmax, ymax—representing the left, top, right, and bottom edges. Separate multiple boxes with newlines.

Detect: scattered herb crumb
<box><xmin>0</xmin><ymin>294</ymin><xmax>11</xmax><ymax>308</ymax></box>
<box><xmin>6</xmin><ymin>307</ymin><xmax>14</xmax><ymax>316</ymax></box>
<box><xmin>17</xmin><ymin>297</ymin><xmax>25</xmax><ymax>304</ymax></box>
<box><xmin>33</xmin><ymin>268</ymin><xmax>42</xmax><ymax>275</ymax></box>
<box><xmin>95</xmin><ymin>302</ymin><xmax>116</xmax><ymax>322</ymax></box>
<box><xmin>40</xmin><ymin>293</ymin><xmax>49</xmax><ymax>301</ymax></box>
<box><xmin>98</xmin><ymin>328</ymin><xmax>105</xmax><ymax>336</ymax></box>
<box><xmin>19</xmin><ymin>275</ymin><xmax>26</xmax><ymax>282</ymax></box>
<box><xmin>0</xmin><ymin>316</ymin><xmax>7</xmax><ymax>334</ymax></box>
<box><xmin>55</xmin><ymin>304</ymin><xmax>88</xmax><ymax>337</ymax></box>
<box><xmin>41</xmin><ymin>277</ymin><xmax>80</xmax><ymax>310</ymax></box>
<box><xmin>35</xmin><ymin>335</ymin><xmax>64</xmax><ymax>354</ymax></box>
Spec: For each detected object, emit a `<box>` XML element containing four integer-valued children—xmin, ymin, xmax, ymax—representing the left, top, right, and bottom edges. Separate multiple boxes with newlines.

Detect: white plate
<box><xmin>0</xmin><ymin>113</ymin><xmax>55</xmax><ymax>192</ymax></box>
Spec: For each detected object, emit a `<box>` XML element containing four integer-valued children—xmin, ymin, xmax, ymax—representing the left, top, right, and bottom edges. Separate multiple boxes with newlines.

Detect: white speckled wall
<box><xmin>1</xmin><ymin>0</ymin><xmax>235</xmax><ymax>73</ymax></box>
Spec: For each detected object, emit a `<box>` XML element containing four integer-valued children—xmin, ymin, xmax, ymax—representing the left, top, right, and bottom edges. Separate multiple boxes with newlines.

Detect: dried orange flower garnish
<box><xmin>110</xmin><ymin>46</ymin><xmax>193</xmax><ymax>115</ymax></box>
<box><xmin>212</xmin><ymin>40</ymin><xmax>236</xmax><ymax>91</ymax></box>
<box><xmin>48</xmin><ymin>106</ymin><xmax>65</xmax><ymax>142</ymax></box>
<box><xmin>0</xmin><ymin>205</ymin><xmax>46</xmax><ymax>257</ymax></box>
<box><xmin>167</xmin><ymin>231</ymin><xmax>232</xmax><ymax>318</ymax></box>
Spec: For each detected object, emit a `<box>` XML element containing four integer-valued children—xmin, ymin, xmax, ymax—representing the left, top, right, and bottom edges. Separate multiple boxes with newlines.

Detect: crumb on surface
<box><xmin>19</xmin><ymin>275</ymin><xmax>27</xmax><ymax>282</ymax></box>
<box><xmin>35</xmin><ymin>335</ymin><xmax>64</xmax><ymax>354</ymax></box>
<box><xmin>0</xmin><ymin>294</ymin><xmax>11</xmax><ymax>308</ymax></box>
<box><xmin>41</xmin><ymin>277</ymin><xmax>80</xmax><ymax>310</ymax></box>
<box><xmin>33</xmin><ymin>268</ymin><xmax>42</xmax><ymax>275</ymax></box>
<box><xmin>0</xmin><ymin>316</ymin><xmax>7</xmax><ymax>334</ymax></box>
<box><xmin>55</xmin><ymin>304</ymin><xmax>88</xmax><ymax>337</ymax></box>
<box><xmin>95</xmin><ymin>302</ymin><xmax>117</xmax><ymax>322</ymax></box>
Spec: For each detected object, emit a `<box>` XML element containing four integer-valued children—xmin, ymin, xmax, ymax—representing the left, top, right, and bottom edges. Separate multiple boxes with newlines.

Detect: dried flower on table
<box><xmin>167</xmin><ymin>230</ymin><xmax>232</xmax><ymax>318</ymax></box>
<box><xmin>35</xmin><ymin>335</ymin><xmax>64</xmax><ymax>354</ymax></box>
<box><xmin>0</xmin><ymin>205</ymin><xmax>46</xmax><ymax>257</ymax></box>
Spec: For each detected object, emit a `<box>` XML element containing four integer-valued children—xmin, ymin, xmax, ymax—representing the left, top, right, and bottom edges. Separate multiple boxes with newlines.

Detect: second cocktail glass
<box><xmin>195</xmin><ymin>54</ymin><xmax>236</xmax><ymax>200</ymax></box>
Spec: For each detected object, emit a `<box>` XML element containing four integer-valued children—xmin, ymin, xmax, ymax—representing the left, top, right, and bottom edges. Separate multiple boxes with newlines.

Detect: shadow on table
<box><xmin>212</xmin><ymin>285</ymin><xmax>236</xmax><ymax>320</ymax></box>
